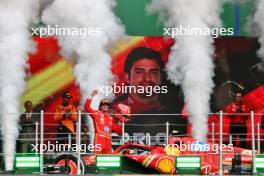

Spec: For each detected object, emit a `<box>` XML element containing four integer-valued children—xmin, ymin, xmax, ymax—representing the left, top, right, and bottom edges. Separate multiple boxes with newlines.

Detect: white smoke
<box><xmin>254</xmin><ymin>0</ymin><xmax>264</xmax><ymax>62</ymax></box>
<box><xmin>42</xmin><ymin>0</ymin><xmax>124</xmax><ymax>103</ymax></box>
<box><xmin>0</xmin><ymin>0</ymin><xmax>39</xmax><ymax>170</ymax></box>
<box><xmin>42</xmin><ymin>0</ymin><xmax>124</xmax><ymax>146</ymax></box>
<box><xmin>147</xmin><ymin>0</ymin><xmax>221</xmax><ymax>141</ymax></box>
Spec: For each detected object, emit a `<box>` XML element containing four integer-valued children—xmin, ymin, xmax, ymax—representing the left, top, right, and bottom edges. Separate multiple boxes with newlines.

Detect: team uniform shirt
<box><xmin>225</xmin><ymin>102</ymin><xmax>250</xmax><ymax>124</ymax></box>
<box><xmin>55</xmin><ymin>104</ymin><xmax>77</xmax><ymax>133</ymax></box>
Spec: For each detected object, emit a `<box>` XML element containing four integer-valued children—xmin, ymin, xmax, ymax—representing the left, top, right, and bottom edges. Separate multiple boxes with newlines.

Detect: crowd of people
<box><xmin>18</xmin><ymin>90</ymin><xmax>131</xmax><ymax>154</ymax></box>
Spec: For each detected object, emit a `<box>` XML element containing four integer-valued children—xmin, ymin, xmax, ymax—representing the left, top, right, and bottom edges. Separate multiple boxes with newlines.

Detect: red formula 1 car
<box><xmin>112</xmin><ymin>137</ymin><xmax>252</xmax><ymax>175</ymax></box>
<box><xmin>52</xmin><ymin>137</ymin><xmax>253</xmax><ymax>175</ymax></box>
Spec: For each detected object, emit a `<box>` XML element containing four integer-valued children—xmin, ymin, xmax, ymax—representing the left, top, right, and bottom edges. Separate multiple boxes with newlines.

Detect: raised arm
<box><xmin>84</xmin><ymin>99</ymin><xmax>95</xmax><ymax>113</ymax></box>
<box><xmin>84</xmin><ymin>90</ymin><xmax>98</xmax><ymax>117</ymax></box>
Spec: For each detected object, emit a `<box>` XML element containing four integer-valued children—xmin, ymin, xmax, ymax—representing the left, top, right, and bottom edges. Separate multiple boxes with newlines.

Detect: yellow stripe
<box><xmin>21</xmin><ymin>37</ymin><xmax>144</xmax><ymax>111</ymax></box>
<box><xmin>20</xmin><ymin>59</ymin><xmax>74</xmax><ymax>111</ymax></box>
<box><xmin>142</xmin><ymin>155</ymin><xmax>153</xmax><ymax>166</ymax></box>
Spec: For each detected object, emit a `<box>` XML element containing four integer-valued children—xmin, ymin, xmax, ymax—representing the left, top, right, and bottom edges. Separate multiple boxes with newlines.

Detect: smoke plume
<box><xmin>254</xmin><ymin>0</ymin><xmax>264</xmax><ymax>62</ymax></box>
<box><xmin>42</xmin><ymin>0</ymin><xmax>124</xmax><ymax>146</ymax></box>
<box><xmin>42</xmin><ymin>0</ymin><xmax>124</xmax><ymax>102</ymax></box>
<box><xmin>147</xmin><ymin>0</ymin><xmax>221</xmax><ymax>141</ymax></box>
<box><xmin>0</xmin><ymin>0</ymin><xmax>38</xmax><ymax>170</ymax></box>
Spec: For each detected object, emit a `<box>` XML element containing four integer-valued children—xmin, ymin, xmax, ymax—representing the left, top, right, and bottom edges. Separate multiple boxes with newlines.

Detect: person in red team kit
<box><xmin>84</xmin><ymin>90</ymin><xmax>130</xmax><ymax>154</ymax></box>
<box><xmin>225</xmin><ymin>90</ymin><xmax>251</xmax><ymax>148</ymax></box>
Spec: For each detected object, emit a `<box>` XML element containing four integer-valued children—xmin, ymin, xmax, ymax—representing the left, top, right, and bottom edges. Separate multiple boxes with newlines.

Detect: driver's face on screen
<box><xmin>126</xmin><ymin>58</ymin><xmax>161</xmax><ymax>95</ymax></box>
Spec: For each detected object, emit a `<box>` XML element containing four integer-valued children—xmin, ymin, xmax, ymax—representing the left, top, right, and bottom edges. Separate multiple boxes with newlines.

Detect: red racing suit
<box><xmin>84</xmin><ymin>99</ymin><xmax>127</xmax><ymax>154</ymax></box>
<box><xmin>225</xmin><ymin>101</ymin><xmax>250</xmax><ymax>148</ymax></box>
<box><xmin>225</xmin><ymin>102</ymin><xmax>250</xmax><ymax>124</ymax></box>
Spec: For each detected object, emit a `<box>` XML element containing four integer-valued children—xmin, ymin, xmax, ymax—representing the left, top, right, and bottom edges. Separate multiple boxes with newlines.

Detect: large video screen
<box><xmin>22</xmin><ymin>36</ymin><xmax>264</xmax><ymax>146</ymax></box>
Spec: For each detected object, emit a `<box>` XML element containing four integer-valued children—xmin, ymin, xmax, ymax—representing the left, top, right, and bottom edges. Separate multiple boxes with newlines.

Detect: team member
<box><xmin>19</xmin><ymin>101</ymin><xmax>43</xmax><ymax>153</ymax></box>
<box><xmin>55</xmin><ymin>92</ymin><xmax>77</xmax><ymax>145</ymax></box>
<box><xmin>84</xmin><ymin>90</ymin><xmax>129</xmax><ymax>154</ymax></box>
<box><xmin>225</xmin><ymin>90</ymin><xmax>250</xmax><ymax>148</ymax></box>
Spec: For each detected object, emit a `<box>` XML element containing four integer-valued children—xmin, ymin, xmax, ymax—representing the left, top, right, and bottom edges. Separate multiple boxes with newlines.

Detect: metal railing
<box><xmin>0</xmin><ymin>110</ymin><xmax>263</xmax><ymax>174</ymax></box>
